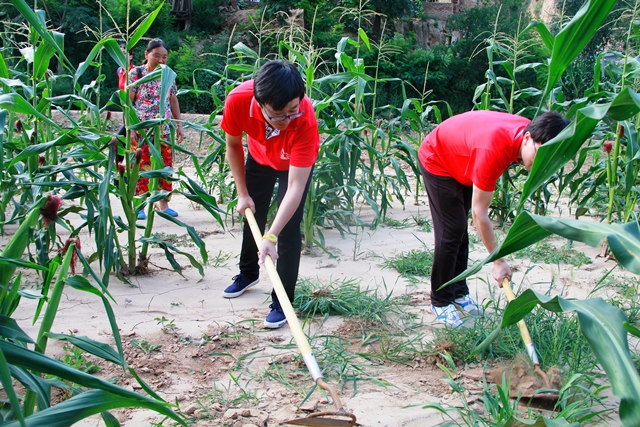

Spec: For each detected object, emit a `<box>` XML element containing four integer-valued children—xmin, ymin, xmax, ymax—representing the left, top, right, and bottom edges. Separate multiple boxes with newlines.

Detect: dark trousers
<box><xmin>420</xmin><ymin>164</ymin><xmax>472</xmax><ymax>307</ymax></box>
<box><xmin>116</xmin><ymin>125</ymin><xmax>127</xmax><ymax>164</ymax></box>
<box><xmin>239</xmin><ymin>154</ymin><xmax>312</xmax><ymax>304</ymax></box>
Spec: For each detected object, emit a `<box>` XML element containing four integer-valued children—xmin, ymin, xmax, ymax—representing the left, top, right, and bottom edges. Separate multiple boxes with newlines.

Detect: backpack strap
<box><xmin>131</xmin><ymin>66</ymin><xmax>145</xmax><ymax>104</ymax></box>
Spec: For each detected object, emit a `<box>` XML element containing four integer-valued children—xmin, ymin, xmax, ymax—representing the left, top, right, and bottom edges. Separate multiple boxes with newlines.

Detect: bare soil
<box><xmin>10</xmin><ymin>112</ymin><xmax>626</xmax><ymax>426</ymax></box>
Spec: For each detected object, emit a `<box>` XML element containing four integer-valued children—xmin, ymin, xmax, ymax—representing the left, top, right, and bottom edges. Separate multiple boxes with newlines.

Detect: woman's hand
<box><xmin>176</xmin><ymin>124</ymin><xmax>184</xmax><ymax>143</ymax></box>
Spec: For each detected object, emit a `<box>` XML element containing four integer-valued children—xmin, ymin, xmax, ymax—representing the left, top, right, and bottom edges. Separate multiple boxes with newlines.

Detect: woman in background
<box><xmin>129</xmin><ymin>38</ymin><xmax>183</xmax><ymax>219</ymax></box>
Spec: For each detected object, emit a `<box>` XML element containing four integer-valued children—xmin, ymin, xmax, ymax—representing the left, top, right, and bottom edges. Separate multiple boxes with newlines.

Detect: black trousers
<box><xmin>239</xmin><ymin>154</ymin><xmax>312</xmax><ymax>304</ymax></box>
<box><xmin>420</xmin><ymin>164</ymin><xmax>472</xmax><ymax>307</ymax></box>
<box><xmin>116</xmin><ymin>125</ymin><xmax>127</xmax><ymax>164</ymax></box>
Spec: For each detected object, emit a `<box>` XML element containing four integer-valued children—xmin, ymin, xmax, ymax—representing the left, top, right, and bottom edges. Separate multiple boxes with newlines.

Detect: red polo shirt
<box><xmin>220</xmin><ymin>80</ymin><xmax>319</xmax><ymax>171</ymax></box>
<box><xmin>418</xmin><ymin>111</ymin><xmax>529</xmax><ymax>192</ymax></box>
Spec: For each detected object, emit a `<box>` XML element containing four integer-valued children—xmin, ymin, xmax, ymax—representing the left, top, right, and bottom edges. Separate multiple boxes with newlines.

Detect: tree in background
<box><xmin>190</xmin><ymin>0</ymin><xmax>225</xmax><ymax>34</ymax></box>
<box><xmin>101</xmin><ymin>0</ymin><xmax>174</xmax><ymax>38</ymax></box>
<box><xmin>367</xmin><ymin>0</ymin><xmax>416</xmax><ymax>40</ymax></box>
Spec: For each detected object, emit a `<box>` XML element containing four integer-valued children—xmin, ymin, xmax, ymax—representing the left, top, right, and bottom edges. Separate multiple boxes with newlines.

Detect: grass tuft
<box><xmin>294</xmin><ymin>277</ymin><xmax>408</xmax><ymax>325</ymax></box>
<box><xmin>517</xmin><ymin>241</ymin><xmax>592</xmax><ymax>267</ymax></box>
<box><xmin>382</xmin><ymin>248</ymin><xmax>433</xmax><ymax>277</ymax></box>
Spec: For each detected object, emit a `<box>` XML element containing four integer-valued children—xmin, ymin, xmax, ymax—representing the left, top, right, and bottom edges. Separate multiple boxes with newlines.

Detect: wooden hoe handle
<box><xmin>502</xmin><ymin>278</ymin><xmax>539</xmax><ymax>365</ymax></box>
<box><xmin>243</xmin><ymin>209</ymin><xmax>322</xmax><ymax>380</ymax></box>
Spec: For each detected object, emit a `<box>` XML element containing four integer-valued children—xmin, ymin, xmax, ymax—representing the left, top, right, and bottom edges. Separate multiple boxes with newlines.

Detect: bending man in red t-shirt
<box><xmin>418</xmin><ymin>110</ymin><xmax>569</xmax><ymax>327</ymax></box>
<box><xmin>220</xmin><ymin>60</ymin><xmax>320</xmax><ymax>329</ymax></box>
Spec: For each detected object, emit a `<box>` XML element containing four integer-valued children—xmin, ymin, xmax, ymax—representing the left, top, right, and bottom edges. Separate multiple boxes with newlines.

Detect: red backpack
<box><xmin>117</xmin><ymin>64</ymin><xmax>138</xmax><ymax>91</ymax></box>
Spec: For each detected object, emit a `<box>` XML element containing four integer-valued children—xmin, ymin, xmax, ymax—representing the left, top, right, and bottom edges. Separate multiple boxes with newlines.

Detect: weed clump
<box><xmin>518</xmin><ymin>241</ymin><xmax>592</xmax><ymax>267</ymax></box>
<box><xmin>382</xmin><ymin>248</ymin><xmax>434</xmax><ymax>277</ymax></box>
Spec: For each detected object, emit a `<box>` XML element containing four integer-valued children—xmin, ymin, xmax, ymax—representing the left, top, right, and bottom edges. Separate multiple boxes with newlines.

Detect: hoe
<box><xmin>245</xmin><ymin>208</ymin><xmax>359</xmax><ymax>427</ymax></box>
<box><xmin>498</xmin><ymin>278</ymin><xmax>560</xmax><ymax>404</ymax></box>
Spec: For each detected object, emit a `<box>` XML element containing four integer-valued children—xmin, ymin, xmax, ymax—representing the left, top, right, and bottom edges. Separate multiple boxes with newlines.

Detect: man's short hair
<box><xmin>524</xmin><ymin>111</ymin><xmax>570</xmax><ymax>144</ymax></box>
<box><xmin>254</xmin><ymin>60</ymin><xmax>305</xmax><ymax>111</ymax></box>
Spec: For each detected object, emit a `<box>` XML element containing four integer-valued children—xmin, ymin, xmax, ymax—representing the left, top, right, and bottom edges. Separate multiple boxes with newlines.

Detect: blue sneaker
<box><xmin>222</xmin><ymin>274</ymin><xmax>259</xmax><ymax>298</ymax></box>
<box><xmin>264</xmin><ymin>300</ymin><xmax>287</xmax><ymax>329</ymax></box>
<box><xmin>137</xmin><ymin>210</ymin><xmax>146</xmax><ymax>220</ymax></box>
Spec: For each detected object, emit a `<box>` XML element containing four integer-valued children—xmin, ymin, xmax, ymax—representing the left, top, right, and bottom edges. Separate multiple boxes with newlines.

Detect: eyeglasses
<box><xmin>261</xmin><ymin>105</ymin><xmax>304</xmax><ymax>123</ymax></box>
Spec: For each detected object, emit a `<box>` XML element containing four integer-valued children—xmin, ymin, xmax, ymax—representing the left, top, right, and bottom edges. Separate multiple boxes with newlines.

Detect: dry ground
<box><xmin>7</xmin><ymin>113</ymin><xmax>628</xmax><ymax>426</ymax></box>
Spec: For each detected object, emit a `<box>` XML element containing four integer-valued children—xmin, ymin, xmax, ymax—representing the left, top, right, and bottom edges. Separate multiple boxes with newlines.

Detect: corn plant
<box><xmin>445</xmin><ymin>0</ymin><xmax>640</xmax><ymax>425</ymax></box>
<box><xmin>217</xmin><ymin>8</ymin><xmax>427</xmax><ymax>248</ymax></box>
<box><xmin>2</xmin><ymin>0</ymin><xmax>225</xmax><ymax>283</ymax></box>
<box><xmin>559</xmin><ymin>2</ymin><xmax>640</xmax><ymax>225</ymax></box>
<box><xmin>0</xmin><ymin>195</ymin><xmax>186</xmax><ymax>426</ymax></box>
<box><xmin>0</xmin><ymin>1</ymin><xmax>222</xmax><ymax>422</ymax></box>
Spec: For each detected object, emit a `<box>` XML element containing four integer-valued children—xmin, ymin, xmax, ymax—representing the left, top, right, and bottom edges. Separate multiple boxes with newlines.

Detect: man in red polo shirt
<box><xmin>220</xmin><ymin>60</ymin><xmax>320</xmax><ymax>329</ymax></box>
<box><xmin>418</xmin><ymin>110</ymin><xmax>569</xmax><ymax>327</ymax></box>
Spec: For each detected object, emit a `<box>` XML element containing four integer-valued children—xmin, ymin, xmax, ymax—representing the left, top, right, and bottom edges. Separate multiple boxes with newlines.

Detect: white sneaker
<box><xmin>431</xmin><ymin>304</ymin><xmax>463</xmax><ymax>328</ymax></box>
<box><xmin>454</xmin><ymin>294</ymin><xmax>484</xmax><ymax>316</ymax></box>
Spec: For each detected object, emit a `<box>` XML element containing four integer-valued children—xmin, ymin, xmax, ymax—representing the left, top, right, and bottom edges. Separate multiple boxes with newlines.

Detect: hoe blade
<box><xmin>284</xmin><ymin>412</ymin><xmax>359</xmax><ymax>427</ymax></box>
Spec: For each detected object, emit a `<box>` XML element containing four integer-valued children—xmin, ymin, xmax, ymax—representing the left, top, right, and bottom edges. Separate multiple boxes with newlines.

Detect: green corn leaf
<box><xmin>34</xmin><ymin>31</ymin><xmax>64</xmax><ymax>80</ymax></box>
<box><xmin>623</xmin><ymin>322</ymin><xmax>640</xmax><ymax>338</ymax></box>
<box><xmin>0</xmin><ymin>197</ymin><xmax>46</xmax><ymax>288</ymax></box>
<box><xmin>501</xmin><ymin>294</ymin><xmax>640</xmax><ymax>427</ymax></box>
<box><xmin>0</xmin><ymin>350</ymin><xmax>27</xmax><ymax>427</ymax></box>
<box><xmin>0</xmin><ymin>257</ymin><xmax>47</xmax><ymax>271</ymax></box>
<box><xmin>0</xmin><ymin>315</ymin><xmax>34</xmax><ymax>343</ymax></box>
<box><xmin>523</xmin><ymin>20</ymin><xmax>553</xmax><ymax>51</ymax></box>
<box><xmin>64</xmin><ymin>275</ymin><xmax>124</xmax><ymax>365</ymax></box>
<box><xmin>36</xmin><ymin>243</ymin><xmax>75</xmax><ymax>353</ymax></box>
<box><xmin>126</xmin><ymin>3</ymin><xmax>164</xmax><ymax>51</ymax></box>
<box><xmin>358</xmin><ymin>28</ymin><xmax>371</xmax><ymax>51</ymax></box>
<box><xmin>139</xmin><ymin>166</ymin><xmax>176</xmax><ymax>179</ymax></box>
<box><xmin>469</xmin><ymin>326</ymin><xmax>501</xmax><ymax>358</ymax></box>
<box><xmin>127</xmin><ymin>67</ymin><xmax>162</xmax><ymax>89</ymax></box>
<box><xmin>448</xmin><ymin>211</ymin><xmax>640</xmax><ymax>285</ymax></box>
<box><xmin>2</xmin><ymin>389</ymin><xmax>185</xmax><ymax>427</ymax></box>
<box><xmin>0</xmin><ymin>94</ymin><xmax>61</xmax><ymax>130</ymax></box>
<box><xmin>103</xmin><ymin>38</ymin><xmax>128</xmax><ymax>71</ymax></box>
<box><xmin>47</xmin><ymin>333</ymin><xmax>122</xmax><ymax>366</ymax></box>
<box><xmin>76</xmin><ymin>38</ymin><xmax>126</xmax><ymax>84</ymax></box>
<box><xmin>0</xmin><ymin>54</ymin><xmax>9</xmax><ymax>92</ymax></box>
<box><xmin>521</xmin><ymin>88</ymin><xmax>640</xmax><ymax>208</ymax></box>
<box><xmin>154</xmin><ymin>211</ymin><xmax>208</xmax><ymax>265</ymax></box>
<box><xmin>128</xmin><ymin>118</ymin><xmax>165</xmax><ymax>130</ymax></box>
<box><xmin>1</xmin><ymin>342</ymin><xmax>185</xmax><ymax>425</ymax></box>
<box><xmin>10</xmin><ymin>366</ymin><xmax>51</xmax><ymax>411</ymax></box>
<box><xmin>138</xmin><ymin>237</ymin><xmax>182</xmax><ymax>275</ymax></box>
<box><xmin>101</xmin><ymin>411</ymin><xmax>121</xmax><ymax>427</ymax></box>
<box><xmin>158</xmin><ymin>65</ymin><xmax>176</xmax><ymax>118</ymax></box>
<box><xmin>138</xmin><ymin>236</ymin><xmax>205</xmax><ymax>277</ymax></box>
<box><xmin>539</xmin><ymin>0</ymin><xmax>617</xmax><ymax>109</ymax></box>
<box><xmin>127</xmin><ymin>368</ymin><xmax>165</xmax><ymax>402</ymax></box>
<box><xmin>232</xmin><ymin>42</ymin><xmax>260</xmax><ymax>59</ymax></box>
<box><xmin>0</xmin><ymin>109</ymin><xmax>5</xmax><ymax>173</ymax></box>
<box><xmin>9</xmin><ymin>0</ymin><xmax>71</xmax><ymax>70</ymax></box>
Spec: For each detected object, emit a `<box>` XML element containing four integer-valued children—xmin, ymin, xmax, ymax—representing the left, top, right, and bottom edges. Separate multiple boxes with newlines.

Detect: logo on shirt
<box><xmin>280</xmin><ymin>149</ymin><xmax>290</xmax><ymax>160</ymax></box>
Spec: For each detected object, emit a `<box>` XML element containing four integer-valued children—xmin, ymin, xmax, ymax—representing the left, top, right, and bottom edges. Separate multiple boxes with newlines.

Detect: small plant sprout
<box><xmin>155</xmin><ymin>316</ymin><xmax>178</xmax><ymax>334</ymax></box>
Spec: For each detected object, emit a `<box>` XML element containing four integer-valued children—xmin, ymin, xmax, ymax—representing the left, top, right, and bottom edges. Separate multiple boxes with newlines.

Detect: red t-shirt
<box><xmin>117</xmin><ymin>63</ymin><xmax>134</xmax><ymax>90</ymax></box>
<box><xmin>418</xmin><ymin>111</ymin><xmax>529</xmax><ymax>192</ymax></box>
<box><xmin>220</xmin><ymin>80</ymin><xmax>319</xmax><ymax>171</ymax></box>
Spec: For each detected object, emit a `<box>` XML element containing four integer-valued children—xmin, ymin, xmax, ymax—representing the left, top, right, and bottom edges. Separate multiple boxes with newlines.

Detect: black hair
<box><xmin>146</xmin><ymin>38</ymin><xmax>169</xmax><ymax>53</ymax></box>
<box><xmin>254</xmin><ymin>60</ymin><xmax>305</xmax><ymax>111</ymax></box>
<box><xmin>524</xmin><ymin>111</ymin><xmax>570</xmax><ymax>144</ymax></box>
